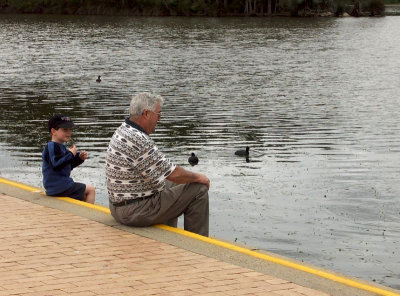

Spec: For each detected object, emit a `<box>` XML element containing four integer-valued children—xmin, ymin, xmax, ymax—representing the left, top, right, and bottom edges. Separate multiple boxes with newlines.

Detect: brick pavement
<box><xmin>0</xmin><ymin>193</ymin><xmax>330</xmax><ymax>296</ymax></box>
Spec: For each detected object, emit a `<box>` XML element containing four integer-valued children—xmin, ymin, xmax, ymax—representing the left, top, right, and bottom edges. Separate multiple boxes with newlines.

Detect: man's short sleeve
<box><xmin>139</xmin><ymin>144</ymin><xmax>176</xmax><ymax>184</ymax></box>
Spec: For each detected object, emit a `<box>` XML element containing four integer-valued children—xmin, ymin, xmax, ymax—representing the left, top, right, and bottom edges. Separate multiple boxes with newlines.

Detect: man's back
<box><xmin>106</xmin><ymin>119</ymin><xmax>176</xmax><ymax>204</ymax></box>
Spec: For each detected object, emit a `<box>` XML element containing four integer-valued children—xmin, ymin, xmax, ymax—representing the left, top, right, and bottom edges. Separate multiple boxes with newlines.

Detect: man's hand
<box><xmin>69</xmin><ymin>145</ymin><xmax>77</xmax><ymax>156</ymax></box>
<box><xmin>79</xmin><ymin>150</ymin><xmax>88</xmax><ymax>160</ymax></box>
<box><xmin>196</xmin><ymin>173</ymin><xmax>210</xmax><ymax>189</ymax></box>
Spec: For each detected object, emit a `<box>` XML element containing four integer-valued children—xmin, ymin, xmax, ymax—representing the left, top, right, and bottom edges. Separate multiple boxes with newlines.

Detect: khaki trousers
<box><xmin>109</xmin><ymin>181</ymin><xmax>209</xmax><ymax>236</ymax></box>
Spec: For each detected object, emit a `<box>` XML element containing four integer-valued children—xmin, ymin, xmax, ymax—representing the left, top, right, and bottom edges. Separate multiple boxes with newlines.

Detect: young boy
<box><xmin>42</xmin><ymin>114</ymin><xmax>95</xmax><ymax>204</ymax></box>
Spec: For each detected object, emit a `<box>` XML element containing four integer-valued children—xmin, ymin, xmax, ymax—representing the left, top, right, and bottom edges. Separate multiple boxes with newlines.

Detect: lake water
<box><xmin>0</xmin><ymin>14</ymin><xmax>399</xmax><ymax>289</ymax></box>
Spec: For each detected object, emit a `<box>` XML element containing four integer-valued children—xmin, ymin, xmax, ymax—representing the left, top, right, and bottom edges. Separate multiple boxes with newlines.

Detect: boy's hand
<box><xmin>79</xmin><ymin>150</ymin><xmax>88</xmax><ymax>160</ymax></box>
<box><xmin>69</xmin><ymin>145</ymin><xmax>77</xmax><ymax>156</ymax></box>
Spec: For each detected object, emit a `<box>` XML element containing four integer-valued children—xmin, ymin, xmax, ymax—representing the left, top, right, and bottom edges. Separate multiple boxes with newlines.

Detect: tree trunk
<box><xmin>162</xmin><ymin>0</ymin><xmax>174</xmax><ymax>15</ymax></box>
<box><xmin>350</xmin><ymin>0</ymin><xmax>360</xmax><ymax>16</ymax></box>
<box><xmin>245</xmin><ymin>0</ymin><xmax>253</xmax><ymax>14</ymax></box>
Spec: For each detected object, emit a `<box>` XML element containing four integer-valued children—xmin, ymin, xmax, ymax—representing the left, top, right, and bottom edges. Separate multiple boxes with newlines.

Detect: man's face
<box><xmin>146</xmin><ymin>102</ymin><xmax>161</xmax><ymax>134</ymax></box>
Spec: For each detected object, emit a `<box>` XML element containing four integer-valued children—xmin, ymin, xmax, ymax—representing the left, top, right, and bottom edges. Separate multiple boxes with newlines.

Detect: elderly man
<box><xmin>106</xmin><ymin>93</ymin><xmax>210</xmax><ymax>236</ymax></box>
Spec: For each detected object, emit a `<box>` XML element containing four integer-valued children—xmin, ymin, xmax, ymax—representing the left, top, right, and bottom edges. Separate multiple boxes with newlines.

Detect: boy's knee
<box><xmin>85</xmin><ymin>185</ymin><xmax>96</xmax><ymax>203</ymax></box>
<box><xmin>87</xmin><ymin>185</ymin><xmax>95</xmax><ymax>193</ymax></box>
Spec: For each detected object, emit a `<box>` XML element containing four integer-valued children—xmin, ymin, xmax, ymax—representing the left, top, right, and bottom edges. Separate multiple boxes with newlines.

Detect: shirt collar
<box><xmin>125</xmin><ymin>117</ymin><xmax>148</xmax><ymax>135</ymax></box>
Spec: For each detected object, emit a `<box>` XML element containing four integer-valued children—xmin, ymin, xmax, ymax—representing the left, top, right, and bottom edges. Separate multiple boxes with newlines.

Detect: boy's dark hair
<box><xmin>48</xmin><ymin>114</ymin><xmax>75</xmax><ymax>132</ymax></box>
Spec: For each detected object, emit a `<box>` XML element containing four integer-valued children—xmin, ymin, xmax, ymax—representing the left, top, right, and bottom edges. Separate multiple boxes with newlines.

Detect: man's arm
<box><xmin>166</xmin><ymin>166</ymin><xmax>210</xmax><ymax>189</ymax></box>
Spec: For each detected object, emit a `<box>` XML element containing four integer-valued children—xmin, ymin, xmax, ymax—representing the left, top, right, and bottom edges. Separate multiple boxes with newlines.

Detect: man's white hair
<box><xmin>129</xmin><ymin>93</ymin><xmax>164</xmax><ymax>118</ymax></box>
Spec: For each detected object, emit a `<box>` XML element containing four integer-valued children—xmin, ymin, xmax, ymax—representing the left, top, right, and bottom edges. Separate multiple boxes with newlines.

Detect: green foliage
<box><xmin>289</xmin><ymin>0</ymin><xmax>299</xmax><ymax>15</ymax></box>
<box><xmin>288</xmin><ymin>0</ymin><xmax>304</xmax><ymax>16</ymax></box>
<box><xmin>5</xmin><ymin>0</ymin><xmax>82</xmax><ymax>11</ymax></box>
<box><xmin>7</xmin><ymin>0</ymin><xmax>35</xmax><ymax>10</ymax></box>
<box><xmin>1</xmin><ymin>0</ymin><xmax>394</xmax><ymax>15</ymax></box>
<box><xmin>365</xmin><ymin>0</ymin><xmax>385</xmax><ymax>14</ymax></box>
<box><xmin>189</xmin><ymin>0</ymin><xmax>210</xmax><ymax>13</ymax></box>
<box><xmin>156</xmin><ymin>0</ymin><xmax>218</xmax><ymax>15</ymax></box>
<box><xmin>335</xmin><ymin>3</ymin><xmax>344</xmax><ymax>15</ymax></box>
<box><xmin>229</xmin><ymin>0</ymin><xmax>244</xmax><ymax>13</ymax></box>
<box><xmin>333</xmin><ymin>0</ymin><xmax>346</xmax><ymax>15</ymax></box>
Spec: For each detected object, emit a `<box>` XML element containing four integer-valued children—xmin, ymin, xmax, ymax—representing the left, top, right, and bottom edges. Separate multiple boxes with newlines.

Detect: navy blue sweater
<box><xmin>42</xmin><ymin>141</ymin><xmax>84</xmax><ymax>195</ymax></box>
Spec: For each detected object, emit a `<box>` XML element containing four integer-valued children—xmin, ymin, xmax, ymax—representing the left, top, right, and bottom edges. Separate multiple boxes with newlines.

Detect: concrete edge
<box><xmin>0</xmin><ymin>177</ymin><xmax>398</xmax><ymax>296</ymax></box>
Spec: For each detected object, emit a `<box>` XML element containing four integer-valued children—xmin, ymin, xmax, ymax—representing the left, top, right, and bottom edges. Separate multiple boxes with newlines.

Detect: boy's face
<box><xmin>51</xmin><ymin>127</ymin><xmax>72</xmax><ymax>144</ymax></box>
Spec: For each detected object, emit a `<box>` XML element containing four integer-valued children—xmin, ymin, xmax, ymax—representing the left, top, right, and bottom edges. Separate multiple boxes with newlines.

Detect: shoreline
<box><xmin>0</xmin><ymin>3</ymin><xmax>395</xmax><ymax>17</ymax></box>
<box><xmin>0</xmin><ymin>10</ymin><xmax>395</xmax><ymax>17</ymax></box>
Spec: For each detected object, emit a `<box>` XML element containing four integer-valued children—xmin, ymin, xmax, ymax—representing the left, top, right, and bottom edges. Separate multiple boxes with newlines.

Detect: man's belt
<box><xmin>110</xmin><ymin>194</ymin><xmax>157</xmax><ymax>207</ymax></box>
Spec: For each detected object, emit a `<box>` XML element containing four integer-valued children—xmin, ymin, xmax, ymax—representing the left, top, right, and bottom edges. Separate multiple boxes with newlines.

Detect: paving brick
<box><xmin>270</xmin><ymin>283</ymin><xmax>303</xmax><ymax>291</ymax></box>
<box><xmin>163</xmin><ymin>283</ymin><xmax>204</xmax><ymax>292</ymax></box>
<box><xmin>20</xmin><ymin>290</ymin><xmax>70</xmax><ymax>296</ymax></box>
<box><xmin>68</xmin><ymin>292</ymin><xmax>96</xmax><ymax>296</ymax></box>
<box><xmin>162</xmin><ymin>290</ymin><xmax>193</xmax><ymax>296</ymax></box>
<box><xmin>294</xmin><ymin>286</ymin><xmax>332</xmax><ymax>296</ymax></box>
<box><xmin>0</xmin><ymin>194</ymin><xmax>332</xmax><ymax>296</ymax></box>
<box><xmin>275</xmin><ymin>289</ymin><xmax>306</xmax><ymax>296</ymax></box>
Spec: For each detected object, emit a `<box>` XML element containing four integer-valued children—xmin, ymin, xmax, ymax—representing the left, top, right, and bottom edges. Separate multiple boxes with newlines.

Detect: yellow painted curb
<box><xmin>0</xmin><ymin>177</ymin><xmax>42</xmax><ymax>192</ymax></box>
<box><xmin>56</xmin><ymin>197</ymin><xmax>111</xmax><ymax>214</ymax></box>
<box><xmin>155</xmin><ymin>224</ymin><xmax>399</xmax><ymax>296</ymax></box>
<box><xmin>0</xmin><ymin>176</ymin><xmax>398</xmax><ymax>296</ymax></box>
<box><xmin>0</xmin><ymin>177</ymin><xmax>111</xmax><ymax>214</ymax></box>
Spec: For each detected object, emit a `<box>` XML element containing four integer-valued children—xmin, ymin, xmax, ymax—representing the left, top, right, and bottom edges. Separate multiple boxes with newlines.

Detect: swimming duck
<box><xmin>96</xmin><ymin>75</ymin><xmax>101</xmax><ymax>82</ymax></box>
<box><xmin>235</xmin><ymin>146</ymin><xmax>250</xmax><ymax>157</ymax></box>
<box><xmin>188</xmin><ymin>152</ymin><xmax>199</xmax><ymax>166</ymax></box>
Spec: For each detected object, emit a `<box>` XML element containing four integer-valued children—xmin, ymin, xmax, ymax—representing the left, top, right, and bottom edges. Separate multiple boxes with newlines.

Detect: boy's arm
<box><xmin>46</xmin><ymin>142</ymin><xmax>74</xmax><ymax>170</ymax></box>
<box><xmin>71</xmin><ymin>152</ymin><xmax>84</xmax><ymax>169</ymax></box>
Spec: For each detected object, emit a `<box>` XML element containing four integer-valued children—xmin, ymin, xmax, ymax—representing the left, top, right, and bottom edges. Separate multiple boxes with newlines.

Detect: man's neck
<box><xmin>127</xmin><ymin>117</ymin><xmax>149</xmax><ymax>135</ymax></box>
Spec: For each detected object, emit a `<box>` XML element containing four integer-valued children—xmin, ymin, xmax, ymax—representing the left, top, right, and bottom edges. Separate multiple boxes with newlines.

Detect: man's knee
<box><xmin>199</xmin><ymin>183</ymin><xmax>208</xmax><ymax>195</ymax></box>
<box><xmin>189</xmin><ymin>182</ymin><xmax>208</xmax><ymax>194</ymax></box>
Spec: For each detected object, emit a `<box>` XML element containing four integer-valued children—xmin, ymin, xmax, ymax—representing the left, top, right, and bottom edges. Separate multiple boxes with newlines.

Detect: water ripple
<box><xmin>1</xmin><ymin>15</ymin><xmax>400</xmax><ymax>288</ymax></box>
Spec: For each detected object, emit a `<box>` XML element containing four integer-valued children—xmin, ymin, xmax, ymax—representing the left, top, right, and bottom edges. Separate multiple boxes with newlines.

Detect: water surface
<box><xmin>0</xmin><ymin>14</ymin><xmax>399</xmax><ymax>288</ymax></box>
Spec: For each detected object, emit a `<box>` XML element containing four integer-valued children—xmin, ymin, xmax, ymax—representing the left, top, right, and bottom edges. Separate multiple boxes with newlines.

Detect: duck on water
<box><xmin>235</xmin><ymin>146</ymin><xmax>249</xmax><ymax>157</ymax></box>
<box><xmin>188</xmin><ymin>153</ymin><xmax>199</xmax><ymax>166</ymax></box>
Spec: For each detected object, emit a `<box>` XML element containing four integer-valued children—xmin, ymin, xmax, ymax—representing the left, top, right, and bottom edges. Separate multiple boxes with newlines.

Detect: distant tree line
<box><xmin>0</xmin><ymin>0</ymin><xmax>389</xmax><ymax>16</ymax></box>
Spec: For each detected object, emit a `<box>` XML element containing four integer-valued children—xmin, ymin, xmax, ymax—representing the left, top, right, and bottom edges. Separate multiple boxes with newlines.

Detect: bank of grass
<box><xmin>384</xmin><ymin>0</ymin><xmax>400</xmax><ymax>15</ymax></box>
<box><xmin>0</xmin><ymin>0</ymin><xmax>390</xmax><ymax>16</ymax></box>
